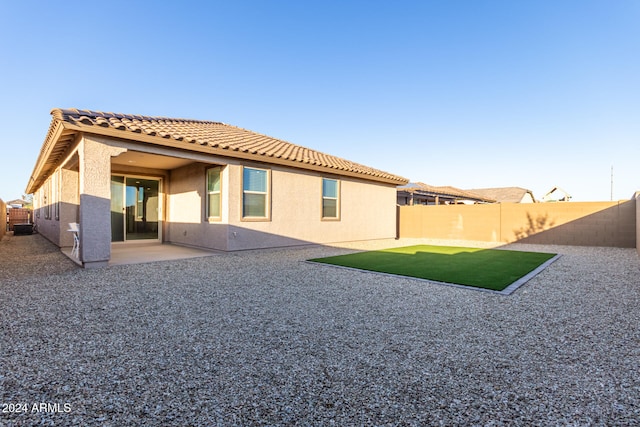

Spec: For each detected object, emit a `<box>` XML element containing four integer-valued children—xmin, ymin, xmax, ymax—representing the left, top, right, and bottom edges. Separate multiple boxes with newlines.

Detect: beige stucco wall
<box><xmin>32</xmin><ymin>132</ymin><xmax>400</xmax><ymax>261</ymax></box>
<box><xmin>77</xmin><ymin>136</ymin><xmax>126</xmax><ymax>267</ymax></box>
<box><xmin>165</xmin><ymin>162</ymin><xmax>229</xmax><ymax>250</ymax></box>
<box><xmin>228</xmin><ymin>163</ymin><xmax>397</xmax><ymax>250</ymax></box>
<box><xmin>521</xmin><ymin>193</ymin><xmax>535</xmax><ymax>203</ymax></box>
<box><xmin>31</xmin><ymin>150</ymin><xmax>80</xmax><ymax>248</ymax></box>
<box><xmin>33</xmin><ymin>135</ymin><xmax>124</xmax><ymax>267</ymax></box>
<box><xmin>32</xmin><ymin>171</ymin><xmax>61</xmax><ymax>245</ymax></box>
<box><xmin>399</xmin><ymin>200</ymin><xmax>637</xmax><ymax>248</ymax></box>
<box><xmin>59</xmin><ymin>168</ymin><xmax>79</xmax><ymax>247</ymax></box>
<box><xmin>166</xmin><ymin>162</ymin><xmax>398</xmax><ymax>251</ymax></box>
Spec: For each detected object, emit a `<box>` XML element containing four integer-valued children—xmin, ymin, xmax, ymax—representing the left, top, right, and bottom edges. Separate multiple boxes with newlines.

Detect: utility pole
<box><xmin>610</xmin><ymin>165</ymin><xmax>613</xmax><ymax>201</ymax></box>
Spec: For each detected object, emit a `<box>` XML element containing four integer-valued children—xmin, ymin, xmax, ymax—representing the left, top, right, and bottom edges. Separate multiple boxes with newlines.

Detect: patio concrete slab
<box><xmin>62</xmin><ymin>242</ymin><xmax>218</xmax><ymax>266</ymax></box>
<box><xmin>109</xmin><ymin>242</ymin><xmax>218</xmax><ymax>265</ymax></box>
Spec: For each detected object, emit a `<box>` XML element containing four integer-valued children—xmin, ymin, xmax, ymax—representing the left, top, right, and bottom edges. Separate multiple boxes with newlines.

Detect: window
<box><xmin>207</xmin><ymin>167</ymin><xmax>222</xmax><ymax>219</ymax></box>
<box><xmin>322</xmin><ymin>178</ymin><xmax>340</xmax><ymax>219</ymax></box>
<box><xmin>242</xmin><ymin>167</ymin><xmax>269</xmax><ymax>219</ymax></box>
<box><xmin>43</xmin><ymin>179</ymin><xmax>51</xmax><ymax>220</ymax></box>
<box><xmin>54</xmin><ymin>171</ymin><xmax>60</xmax><ymax>221</ymax></box>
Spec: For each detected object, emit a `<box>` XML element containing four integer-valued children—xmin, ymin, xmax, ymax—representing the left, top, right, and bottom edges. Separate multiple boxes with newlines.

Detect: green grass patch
<box><xmin>309</xmin><ymin>245</ymin><xmax>556</xmax><ymax>291</ymax></box>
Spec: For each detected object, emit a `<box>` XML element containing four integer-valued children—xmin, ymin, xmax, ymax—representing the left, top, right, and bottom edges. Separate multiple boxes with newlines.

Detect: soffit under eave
<box><xmin>401</xmin><ymin>189</ymin><xmax>461</xmax><ymax>198</ymax></box>
<box><xmin>401</xmin><ymin>189</ymin><xmax>495</xmax><ymax>202</ymax></box>
<box><xmin>60</xmin><ymin>121</ymin><xmax>409</xmax><ymax>186</ymax></box>
<box><xmin>26</xmin><ymin>123</ymin><xmax>78</xmax><ymax>193</ymax></box>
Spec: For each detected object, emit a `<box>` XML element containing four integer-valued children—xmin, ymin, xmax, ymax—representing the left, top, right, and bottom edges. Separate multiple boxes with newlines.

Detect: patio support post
<box><xmin>78</xmin><ymin>137</ymin><xmax>126</xmax><ymax>268</ymax></box>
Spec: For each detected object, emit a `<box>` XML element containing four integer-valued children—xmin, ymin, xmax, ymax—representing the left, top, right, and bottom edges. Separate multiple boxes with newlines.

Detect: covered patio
<box><xmin>62</xmin><ymin>242</ymin><xmax>218</xmax><ymax>266</ymax></box>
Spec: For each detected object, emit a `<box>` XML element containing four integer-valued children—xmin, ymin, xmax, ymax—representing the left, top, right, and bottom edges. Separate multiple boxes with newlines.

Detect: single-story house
<box><xmin>6</xmin><ymin>198</ymin><xmax>30</xmax><ymax>208</ymax></box>
<box><xmin>466</xmin><ymin>187</ymin><xmax>536</xmax><ymax>203</ymax></box>
<box><xmin>540</xmin><ymin>186</ymin><xmax>572</xmax><ymax>202</ymax></box>
<box><xmin>397</xmin><ymin>182</ymin><xmax>495</xmax><ymax>205</ymax></box>
<box><xmin>27</xmin><ymin>108</ymin><xmax>408</xmax><ymax>267</ymax></box>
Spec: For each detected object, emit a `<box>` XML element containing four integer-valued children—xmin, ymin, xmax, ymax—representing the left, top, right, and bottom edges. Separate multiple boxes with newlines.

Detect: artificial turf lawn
<box><xmin>309</xmin><ymin>245</ymin><xmax>557</xmax><ymax>291</ymax></box>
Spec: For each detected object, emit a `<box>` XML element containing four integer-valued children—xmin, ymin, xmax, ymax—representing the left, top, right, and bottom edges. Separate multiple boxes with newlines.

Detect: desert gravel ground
<box><xmin>1</xmin><ymin>233</ymin><xmax>639</xmax><ymax>426</ymax></box>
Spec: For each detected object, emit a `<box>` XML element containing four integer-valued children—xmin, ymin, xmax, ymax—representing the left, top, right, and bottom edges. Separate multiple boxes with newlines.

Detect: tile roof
<box><xmin>398</xmin><ymin>182</ymin><xmax>495</xmax><ymax>202</ymax></box>
<box><xmin>467</xmin><ymin>187</ymin><xmax>536</xmax><ymax>203</ymax></box>
<box><xmin>27</xmin><ymin>108</ymin><xmax>407</xmax><ymax>192</ymax></box>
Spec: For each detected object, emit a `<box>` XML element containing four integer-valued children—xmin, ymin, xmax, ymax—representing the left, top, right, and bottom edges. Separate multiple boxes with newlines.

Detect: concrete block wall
<box><xmin>501</xmin><ymin>201</ymin><xmax>636</xmax><ymax>247</ymax></box>
<box><xmin>399</xmin><ymin>204</ymin><xmax>501</xmax><ymax>242</ymax></box>
<box><xmin>0</xmin><ymin>198</ymin><xmax>5</xmax><ymax>240</ymax></box>
<box><xmin>636</xmin><ymin>192</ymin><xmax>640</xmax><ymax>257</ymax></box>
<box><xmin>399</xmin><ymin>199</ymin><xmax>637</xmax><ymax>248</ymax></box>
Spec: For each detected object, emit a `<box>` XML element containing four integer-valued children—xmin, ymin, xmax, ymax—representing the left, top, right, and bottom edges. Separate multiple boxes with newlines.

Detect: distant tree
<box><xmin>22</xmin><ymin>194</ymin><xmax>33</xmax><ymax>209</ymax></box>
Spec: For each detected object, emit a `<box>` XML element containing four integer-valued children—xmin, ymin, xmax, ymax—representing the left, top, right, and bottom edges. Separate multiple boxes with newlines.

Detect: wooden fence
<box><xmin>7</xmin><ymin>208</ymin><xmax>32</xmax><ymax>231</ymax></box>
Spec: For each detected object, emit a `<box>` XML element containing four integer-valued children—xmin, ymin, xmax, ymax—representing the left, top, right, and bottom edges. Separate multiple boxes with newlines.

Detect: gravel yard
<box><xmin>1</xmin><ymin>233</ymin><xmax>639</xmax><ymax>426</ymax></box>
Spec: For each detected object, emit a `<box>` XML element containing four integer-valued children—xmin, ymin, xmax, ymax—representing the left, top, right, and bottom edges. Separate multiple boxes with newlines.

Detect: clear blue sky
<box><xmin>1</xmin><ymin>0</ymin><xmax>638</xmax><ymax>202</ymax></box>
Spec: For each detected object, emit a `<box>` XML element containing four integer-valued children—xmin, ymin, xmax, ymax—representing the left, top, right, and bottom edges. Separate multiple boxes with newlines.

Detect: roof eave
<box><xmin>49</xmin><ymin>121</ymin><xmax>409</xmax><ymax>186</ymax></box>
<box><xmin>398</xmin><ymin>188</ymin><xmax>495</xmax><ymax>203</ymax></box>
<box><xmin>26</xmin><ymin>119</ymin><xmax>66</xmax><ymax>194</ymax></box>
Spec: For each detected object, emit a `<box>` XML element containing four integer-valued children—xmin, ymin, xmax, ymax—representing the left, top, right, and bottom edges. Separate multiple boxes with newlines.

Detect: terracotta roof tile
<box><xmin>46</xmin><ymin>108</ymin><xmax>407</xmax><ymax>185</ymax></box>
<box><xmin>467</xmin><ymin>187</ymin><xmax>535</xmax><ymax>203</ymax></box>
<box><xmin>398</xmin><ymin>182</ymin><xmax>496</xmax><ymax>202</ymax></box>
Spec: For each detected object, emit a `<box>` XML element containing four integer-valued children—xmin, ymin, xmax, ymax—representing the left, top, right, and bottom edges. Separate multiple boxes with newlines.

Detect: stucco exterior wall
<box><xmin>59</xmin><ymin>168</ymin><xmax>79</xmax><ymax>247</ymax></box>
<box><xmin>166</xmin><ymin>162</ymin><xmax>230</xmax><ymax>250</ymax></box>
<box><xmin>165</xmin><ymin>161</ymin><xmax>398</xmax><ymax>251</ymax></box>
<box><xmin>227</xmin><ymin>163</ymin><xmax>398</xmax><ymax>251</ymax></box>
<box><xmin>30</xmin><ymin>132</ymin><xmax>401</xmax><ymax>262</ymax></box>
<box><xmin>32</xmin><ymin>171</ymin><xmax>61</xmax><ymax>245</ymax></box>
<box><xmin>78</xmin><ymin>136</ymin><xmax>126</xmax><ymax>267</ymax></box>
<box><xmin>521</xmin><ymin>193</ymin><xmax>535</xmax><ymax>203</ymax></box>
<box><xmin>30</xmin><ymin>163</ymin><xmax>80</xmax><ymax>249</ymax></box>
<box><xmin>399</xmin><ymin>200</ymin><xmax>637</xmax><ymax>248</ymax></box>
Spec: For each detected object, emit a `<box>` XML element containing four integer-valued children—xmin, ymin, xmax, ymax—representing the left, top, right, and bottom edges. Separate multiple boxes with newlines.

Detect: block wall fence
<box><xmin>636</xmin><ymin>192</ymin><xmax>640</xmax><ymax>257</ymax></box>
<box><xmin>0</xmin><ymin>198</ymin><xmax>5</xmax><ymax>240</ymax></box>
<box><xmin>398</xmin><ymin>199</ymin><xmax>638</xmax><ymax>250</ymax></box>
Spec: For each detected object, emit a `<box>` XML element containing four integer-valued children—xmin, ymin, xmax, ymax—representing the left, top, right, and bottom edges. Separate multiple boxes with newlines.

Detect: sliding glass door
<box><xmin>111</xmin><ymin>175</ymin><xmax>161</xmax><ymax>242</ymax></box>
<box><xmin>111</xmin><ymin>176</ymin><xmax>125</xmax><ymax>242</ymax></box>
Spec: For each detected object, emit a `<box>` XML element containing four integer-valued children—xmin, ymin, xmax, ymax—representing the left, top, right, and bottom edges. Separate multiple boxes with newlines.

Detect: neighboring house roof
<box><xmin>540</xmin><ymin>186</ymin><xmax>572</xmax><ymax>202</ymax></box>
<box><xmin>398</xmin><ymin>182</ymin><xmax>495</xmax><ymax>203</ymax></box>
<box><xmin>6</xmin><ymin>199</ymin><xmax>29</xmax><ymax>206</ymax></box>
<box><xmin>27</xmin><ymin>108</ymin><xmax>408</xmax><ymax>193</ymax></box>
<box><xmin>467</xmin><ymin>187</ymin><xmax>536</xmax><ymax>203</ymax></box>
